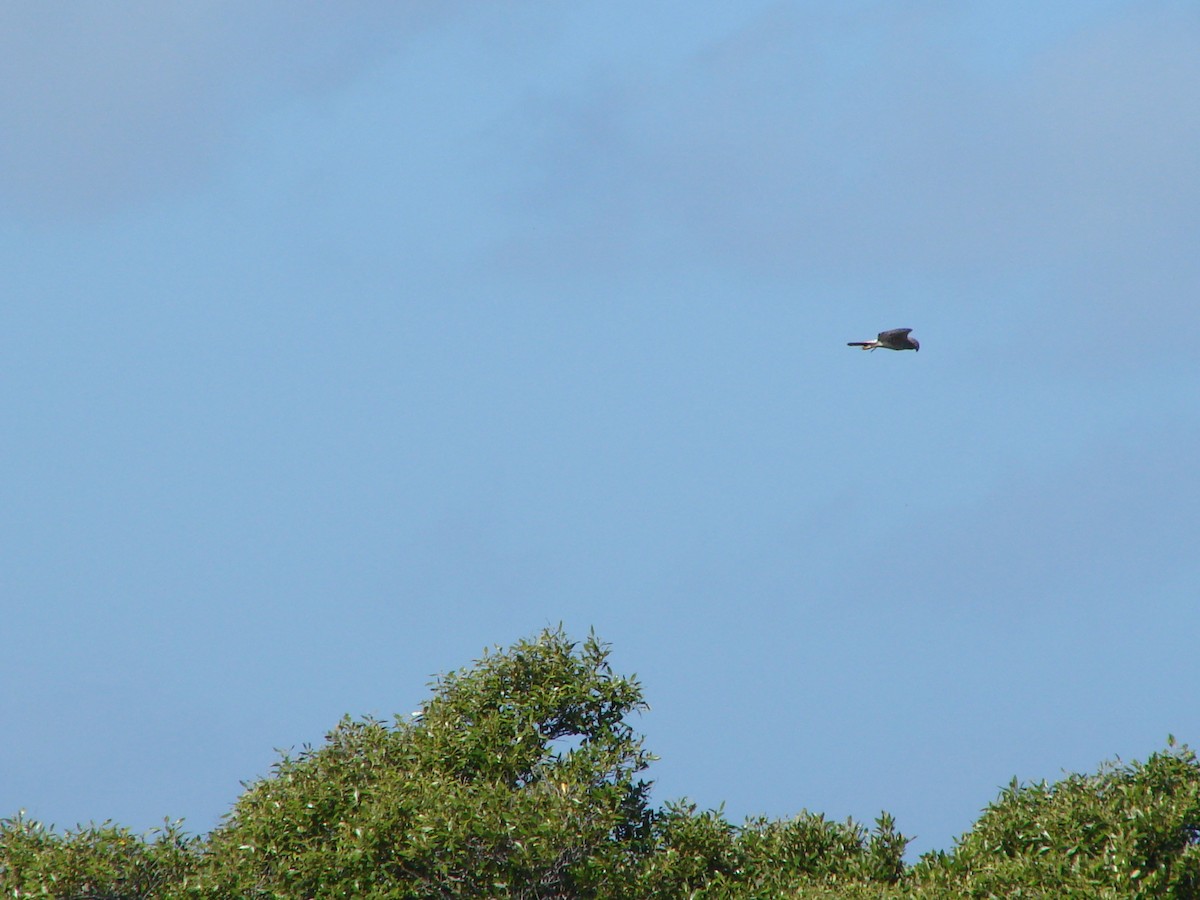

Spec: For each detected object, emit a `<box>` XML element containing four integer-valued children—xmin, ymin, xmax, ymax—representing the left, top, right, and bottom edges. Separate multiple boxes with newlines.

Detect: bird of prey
<box><xmin>847</xmin><ymin>328</ymin><xmax>919</xmax><ymax>352</ymax></box>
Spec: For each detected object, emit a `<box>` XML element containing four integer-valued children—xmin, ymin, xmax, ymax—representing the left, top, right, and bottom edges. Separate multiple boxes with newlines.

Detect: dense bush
<box><xmin>625</xmin><ymin>803</ymin><xmax>907</xmax><ymax>899</ymax></box>
<box><xmin>913</xmin><ymin>738</ymin><xmax>1200</xmax><ymax>898</ymax></box>
<box><xmin>2</xmin><ymin>628</ymin><xmax>1196</xmax><ymax>899</ymax></box>
<box><xmin>200</xmin><ymin>629</ymin><xmax>654</xmax><ymax>899</ymax></box>
<box><xmin>0</xmin><ymin>815</ymin><xmax>198</xmax><ymax>899</ymax></box>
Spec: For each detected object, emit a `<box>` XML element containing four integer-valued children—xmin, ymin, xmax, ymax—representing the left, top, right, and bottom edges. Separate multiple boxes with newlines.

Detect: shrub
<box><xmin>199</xmin><ymin>628</ymin><xmax>654</xmax><ymax>899</ymax></box>
<box><xmin>913</xmin><ymin>737</ymin><xmax>1200</xmax><ymax>898</ymax></box>
<box><xmin>0</xmin><ymin>814</ymin><xmax>199</xmax><ymax>900</ymax></box>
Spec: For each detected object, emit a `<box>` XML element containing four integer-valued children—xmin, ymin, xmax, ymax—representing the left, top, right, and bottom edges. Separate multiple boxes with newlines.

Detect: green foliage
<box><xmin>2</xmin><ymin>629</ymin><xmax>1196</xmax><ymax>900</ymax></box>
<box><xmin>912</xmin><ymin>737</ymin><xmax>1200</xmax><ymax>898</ymax></box>
<box><xmin>623</xmin><ymin>803</ymin><xmax>908</xmax><ymax>899</ymax></box>
<box><xmin>735</xmin><ymin>810</ymin><xmax>907</xmax><ymax>889</ymax></box>
<box><xmin>0</xmin><ymin>814</ymin><xmax>199</xmax><ymax>899</ymax></box>
<box><xmin>199</xmin><ymin>627</ymin><xmax>654</xmax><ymax>899</ymax></box>
<box><xmin>626</xmin><ymin>801</ymin><xmax>741</xmax><ymax>897</ymax></box>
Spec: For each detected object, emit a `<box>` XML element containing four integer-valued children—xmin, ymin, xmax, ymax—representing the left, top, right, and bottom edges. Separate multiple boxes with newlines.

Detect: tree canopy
<box><xmin>2</xmin><ymin>628</ymin><xmax>1197</xmax><ymax>899</ymax></box>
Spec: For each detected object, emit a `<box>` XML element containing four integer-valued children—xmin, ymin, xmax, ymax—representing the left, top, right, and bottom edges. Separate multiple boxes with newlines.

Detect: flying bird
<box><xmin>847</xmin><ymin>328</ymin><xmax>919</xmax><ymax>352</ymax></box>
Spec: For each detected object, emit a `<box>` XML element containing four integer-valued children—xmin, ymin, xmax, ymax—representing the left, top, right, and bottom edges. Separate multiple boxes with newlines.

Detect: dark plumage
<box><xmin>847</xmin><ymin>328</ymin><xmax>919</xmax><ymax>352</ymax></box>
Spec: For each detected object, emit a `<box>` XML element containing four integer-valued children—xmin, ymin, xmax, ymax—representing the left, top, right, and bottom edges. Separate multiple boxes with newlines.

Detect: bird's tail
<box><xmin>846</xmin><ymin>342</ymin><xmax>876</xmax><ymax>350</ymax></box>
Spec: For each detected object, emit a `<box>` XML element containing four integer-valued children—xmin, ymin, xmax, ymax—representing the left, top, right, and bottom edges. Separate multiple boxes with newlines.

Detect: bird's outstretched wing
<box><xmin>847</xmin><ymin>327</ymin><xmax>918</xmax><ymax>351</ymax></box>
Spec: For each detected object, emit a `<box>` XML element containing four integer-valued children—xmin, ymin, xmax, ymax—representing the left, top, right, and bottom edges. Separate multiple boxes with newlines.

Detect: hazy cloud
<box><xmin>502</xmin><ymin>4</ymin><xmax>1200</xmax><ymax>350</ymax></box>
<box><xmin>0</xmin><ymin>3</ymin><xmax>460</xmax><ymax>219</ymax></box>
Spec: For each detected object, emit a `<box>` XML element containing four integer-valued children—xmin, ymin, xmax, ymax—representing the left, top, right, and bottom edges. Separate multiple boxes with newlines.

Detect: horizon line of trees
<box><xmin>3</xmin><ymin>627</ymin><xmax>1197</xmax><ymax>898</ymax></box>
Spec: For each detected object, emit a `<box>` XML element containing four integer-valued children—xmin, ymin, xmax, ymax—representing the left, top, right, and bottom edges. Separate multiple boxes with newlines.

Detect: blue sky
<box><xmin>2</xmin><ymin>2</ymin><xmax>1197</xmax><ymax>857</ymax></box>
